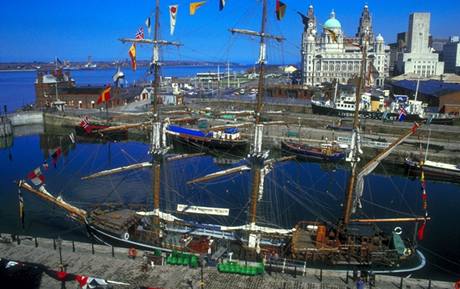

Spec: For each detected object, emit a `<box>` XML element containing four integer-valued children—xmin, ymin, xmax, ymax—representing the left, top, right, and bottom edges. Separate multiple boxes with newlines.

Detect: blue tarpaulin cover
<box><xmin>167</xmin><ymin>125</ymin><xmax>212</xmax><ymax>137</ymax></box>
<box><xmin>223</xmin><ymin>127</ymin><xmax>239</xmax><ymax>134</ymax></box>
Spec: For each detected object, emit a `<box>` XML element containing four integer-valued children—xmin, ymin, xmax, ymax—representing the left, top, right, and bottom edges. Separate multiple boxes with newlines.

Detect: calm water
<box><xmin>0</xmin><ymin>66</ymin><xmax>248</xmax><ymax>113</ymax></box>
<box><xmin>0</xmin><ymin>71</ymin><xmax>460</xmax><ymax>281</ymax></box>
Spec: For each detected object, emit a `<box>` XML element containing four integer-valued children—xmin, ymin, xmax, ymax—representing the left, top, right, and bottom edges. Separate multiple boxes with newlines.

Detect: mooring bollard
<box><xmin>34</xmin><ymin>237</ymin><xmax>38</xmax><ymax>248</ymax></box>
<box><xmin>72</xmin><ymin>241</ymin><xmax>75</xmax><ymax>252</ymax></box>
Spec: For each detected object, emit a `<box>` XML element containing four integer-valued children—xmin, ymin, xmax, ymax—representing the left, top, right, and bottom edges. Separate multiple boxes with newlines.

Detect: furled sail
<box><xmin>353</xmin><ymin>123</ymin><xmax>420</xmax><ymax>212</ymax></box>
<box><xmin>81</xmin><ymin>162</ymin><xmax>152</xmax><ymax>180</ymax></box>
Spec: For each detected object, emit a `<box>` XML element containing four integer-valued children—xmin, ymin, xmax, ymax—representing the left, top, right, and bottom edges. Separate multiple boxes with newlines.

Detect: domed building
<box><xmin>300</xmin><ymin>5</ymin><xmax>388</xmax><ymax>87</ymax></box>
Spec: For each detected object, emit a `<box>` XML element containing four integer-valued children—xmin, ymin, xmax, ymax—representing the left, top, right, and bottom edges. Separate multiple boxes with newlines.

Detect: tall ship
<box><xmin>18</xmin><ymin>0</ymin><xmax>429</xmax><ymax>274</ymax></box>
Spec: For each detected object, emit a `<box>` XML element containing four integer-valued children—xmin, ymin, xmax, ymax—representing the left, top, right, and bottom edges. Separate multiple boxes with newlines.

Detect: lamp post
<box><xmin>57</xmin><ymin>236</ymin><xmax>63</xmax><ymax>268</ymax></box>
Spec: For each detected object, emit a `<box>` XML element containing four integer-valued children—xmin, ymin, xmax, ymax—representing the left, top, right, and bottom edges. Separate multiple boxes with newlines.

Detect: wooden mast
<box><xmin>248</xmin><ymin>0</ymin><xmax>267</xmax><ymax>226</ymax></box>
<box><xmin>254</xmin><ymin>0</ymin><xmax>267</xmax><ymax>125</ymax></box>
<box><xmin>229</xmin><ymin>0</ymin><xmax>283</xmax><ymax>236</ymax></box>
<box><xmin>342</xmin><ymin>31</ymin><xmax>368</xmax><ymax>227</ymax></box>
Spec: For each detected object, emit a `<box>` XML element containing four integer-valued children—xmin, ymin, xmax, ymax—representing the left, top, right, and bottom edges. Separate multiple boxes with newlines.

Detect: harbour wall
<box><xmin>0</xmin><ymin>234</ymin><xmax>454</xmax><ymax>289</ymax></box>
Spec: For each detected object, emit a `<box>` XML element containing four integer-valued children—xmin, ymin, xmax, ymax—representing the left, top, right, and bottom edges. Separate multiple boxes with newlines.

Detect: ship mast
<box><xmin>342</xmin><ymin>30</ymin><xmax>368</xmax><ymax>227</ymax></box>
<box><xmin>119</xmin><ymin>0</ymin><xmax>181</xmax><ymax>238</ymax></box>
<box><xmin>230</xmin><ymin>0</ymin><xmax>284</xmax><ymax>251</ymax></box>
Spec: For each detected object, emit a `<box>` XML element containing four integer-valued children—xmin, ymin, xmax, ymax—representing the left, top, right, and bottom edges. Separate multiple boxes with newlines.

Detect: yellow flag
<box><xmin>190</xmin><ymin>1</ymin><xmax>206</xmax><ymax>15</ymax></box>
<box><xmin>128</xmin><ymin>44</ymin><xmax>136</xmax><ymax>71</ymax></box>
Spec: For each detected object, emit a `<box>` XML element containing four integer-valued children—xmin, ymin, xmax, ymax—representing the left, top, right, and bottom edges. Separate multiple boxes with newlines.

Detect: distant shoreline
<box><xmin>0</xmin><ymin>63</ymin><xmax>251</xmax><ymax>73</ymax></box>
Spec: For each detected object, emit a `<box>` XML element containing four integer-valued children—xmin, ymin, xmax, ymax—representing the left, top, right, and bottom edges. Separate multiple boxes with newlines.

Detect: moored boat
<box><xmin>405</xmin><ymin>158</ymin><xmax>460</xmax><ymax>182</ymax></box>
<box><xmin>281</xmin><ymin>140</ymin><xmax>346</xmax><ymax>161</ymax></box>
<box><xmin>165</xmin><ymin>124</ymin><xmax>248</xmax><ymax>151</ymax></box>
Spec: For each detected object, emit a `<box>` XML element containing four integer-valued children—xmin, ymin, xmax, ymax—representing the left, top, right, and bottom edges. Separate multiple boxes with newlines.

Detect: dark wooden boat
<box><xmin>405</xmin><ymin>157</ymin><xmax>460</xmax><ymax>182</ymax></box>
<box><xmin>74</xmin><ymin>123</ymin><xmax>128</xmax><ymax>141</ymax></box>
<box><xmin>281</xmin><ymin>140</ymin><xmax>346</xmax><ymax>162</ymax></box>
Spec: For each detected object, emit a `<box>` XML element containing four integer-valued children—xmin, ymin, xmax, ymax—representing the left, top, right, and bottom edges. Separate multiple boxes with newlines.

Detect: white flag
<box><xmin>169</xmin><ymin>5</ymin><xmax>178</xmax><ymax>35</ymax></box>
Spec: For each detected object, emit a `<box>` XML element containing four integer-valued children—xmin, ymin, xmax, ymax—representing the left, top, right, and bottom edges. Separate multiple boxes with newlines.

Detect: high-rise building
<box><xmin>396</xmin><ymin>13</ymin><xmax>444</xmax><ymax>77</ymax></box>
<box><xmin>300</xmin><ymin>5</ymin><xmax>388</xmax><ymax>87</ymax></box>
<box><xmin>443</xmin><ymin>36</ymin><xmax>460</xmax><ymax>74</ymax></box>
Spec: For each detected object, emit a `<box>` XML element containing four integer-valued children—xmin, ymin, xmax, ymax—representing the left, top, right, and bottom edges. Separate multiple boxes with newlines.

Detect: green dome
<box><xmin>324</xmin><ymin>18</ymin><xmax>341</xmax><ymax>29</ymax></box>
<box><xmin>324</xmin><ymin>10</ymin><xmax>341</xmax><ymax>29</ymax></box>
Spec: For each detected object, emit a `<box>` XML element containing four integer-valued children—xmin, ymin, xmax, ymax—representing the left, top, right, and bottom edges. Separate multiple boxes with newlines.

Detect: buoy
<box><xmin>393</xmin><ymin>227</ymin><xmax>403</xmax><ymax>235</ymax></box>
<box><xmin>128</xmin><ymin>247</ymin><xmax>137</xmax><ymax>258</ymax></box>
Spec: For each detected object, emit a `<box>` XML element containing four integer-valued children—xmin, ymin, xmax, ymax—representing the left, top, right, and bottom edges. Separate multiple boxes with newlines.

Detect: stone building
<box><xmin>396</xmin><ymin>13</ymin><xmax>444</xmax><ymax>77</ymax></box>
<box><xmin>443</xmin><ymin>36</ymin><xmax>460</xmax><ymax>74</ymax></box>
<box><xmin>301</xmin><ymin>5</ymin><xmax>388</xmax><ymax>87</ymax></box>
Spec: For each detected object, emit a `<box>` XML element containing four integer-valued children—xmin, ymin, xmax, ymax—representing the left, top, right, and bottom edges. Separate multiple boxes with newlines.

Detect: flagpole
<box><xmin>105</xmin><ymin>100</ymin><xmax>109</xmax><ymax>122</ymax></box>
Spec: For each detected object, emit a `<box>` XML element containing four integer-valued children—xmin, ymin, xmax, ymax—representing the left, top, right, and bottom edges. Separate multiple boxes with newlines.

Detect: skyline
<box><xmin>1</xmin><ymin>0</ymin><xmax>459</xmax><ymax>64</ymax></box>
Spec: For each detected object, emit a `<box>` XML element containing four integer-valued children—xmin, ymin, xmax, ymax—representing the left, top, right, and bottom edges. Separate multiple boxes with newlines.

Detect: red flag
<box><xmin>417</xmin><ymin>221</ymin><xmax>427</xmax><ymax>240</ymax></box>
<box><xmin>411</xmin><ymin>122</ymin><xmax>420</xmax><ymax>134</ymax></box>
<box><xmin>27</xmin><ymin>167</ymin><xmax>45</xmax><ymax>186</ymax></box>
<box><xmin>75</xmin><ymin>275</ymin><xmax>88</xmax><ymax>288</ymax></box>
<box><xmin>275</xmin><ymin>0</ymin><xmax>286</xmax><ymax>21</ymax></box>
<box><xmin>51</xmin><ymin>147</ymin><xmax>62</xmax><ymax>167</ymax></box>
<box><xmin>97</xmin><ymin>86</ymin><xmax>111</xmax><ymax>104</ymax></box>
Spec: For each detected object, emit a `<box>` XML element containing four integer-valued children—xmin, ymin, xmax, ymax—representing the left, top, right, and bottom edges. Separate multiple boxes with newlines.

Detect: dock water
<box><xmin>0</xmin><ymin>234</ymin><xmax>453</xmax><ymax>289</ymax></box>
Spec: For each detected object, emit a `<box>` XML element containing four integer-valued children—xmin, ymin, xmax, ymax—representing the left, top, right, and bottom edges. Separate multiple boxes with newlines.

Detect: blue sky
<box><xmin>0</xmin><ymin>0</ymin><xmax>459</xmax><ymax>64</ymax></box>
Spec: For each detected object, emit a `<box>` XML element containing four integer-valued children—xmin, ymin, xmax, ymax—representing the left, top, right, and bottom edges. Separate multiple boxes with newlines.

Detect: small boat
<box><xmin>74</xmin><ymin>119</ymin><xmax>128</xmax><ymax>141</ymax></box>
<box><xmin>165</xmin><ymin>124</ymin><xmax>248</xmax><ymax>151</ymax></box>
<box><xmin>281</xmin><ymin>140</ymin><xmax>346</xmax><ymax>162</ymax></box>
<box><xmin>405</xmin><ymin>158</ymin><xmax>460</xmax><ymax>182</ymax></box>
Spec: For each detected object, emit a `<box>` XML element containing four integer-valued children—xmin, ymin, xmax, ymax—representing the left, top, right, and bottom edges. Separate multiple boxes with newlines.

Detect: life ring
<box><xmin>122</xmin><ymin>232</ymin><xmax>130</xmax><ymax>240</ymax></box>
<box><xmin>128</xmin><ymin>247</ymin><xmax>137</xmax><ymax>258</ymax></box>
<box><xmin>393</xmin><ymin>227</ymin><xmax>403</xmax><ymax>235</ymax></box>
<box><xmin>403</xmin><ymin>248</ymin><xmax>412</xmax><ymax>257</ymax></box>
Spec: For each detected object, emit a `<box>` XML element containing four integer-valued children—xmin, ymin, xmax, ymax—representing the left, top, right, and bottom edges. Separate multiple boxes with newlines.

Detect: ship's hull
<box><xmin>75</xmin><ymin>125</ymin><xmax>128</xmax><ymax>141</ymax></box>
<box><xmin>86</xmin><ymin>220</ymin><xmax>426</xmax><ymax>274</ymax></box>
<box><xmin>281</xmin><ymin>141</ymin><xmax>346</xmax><ymax>162</ymax></box>
<box><xmin>311</xmin><ymin>102</ymin><xmax>454</xmax><ymax>125</ymax></box>
<box><xmin>166</xmin><ymin>131</ymin><xmax>248</xmax><ymax>151</ymax></box>
<box><xmin>405</xmin><ymin>158</ymin><xmax>460</xmax><ymax>182</ymax></box>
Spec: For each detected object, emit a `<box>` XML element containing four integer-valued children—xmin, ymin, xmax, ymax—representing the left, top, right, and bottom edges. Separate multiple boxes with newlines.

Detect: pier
<box><xmin>0</xmin><ymin>234</ymin><xmax>454</xmax><ymax>289</ymax></box>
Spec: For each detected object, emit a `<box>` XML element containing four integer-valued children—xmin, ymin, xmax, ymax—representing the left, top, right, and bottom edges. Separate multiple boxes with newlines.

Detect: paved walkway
<box><xmin>0</xmin><ymin>235</ymin><xmax>453</xmax><ymax>289</ymax></box>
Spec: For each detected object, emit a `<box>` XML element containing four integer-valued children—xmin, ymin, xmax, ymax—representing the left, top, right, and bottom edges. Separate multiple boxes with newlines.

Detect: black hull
<box><xmin>86</xmin><ymin>221</ymin><xmax>426</xmax><ymax>273</ymax></box>
<box><xmin>86</xmin><ymin>223</ymin><xmax>172</xmax><ymax>253</ymax></box>
<box><xmin>405</xmin><ymin>158</ymin><xmax>460</xmax><ymax>183</ymax></box>
<box><xmin>311</xmin><ymin>103</ymin><xmax>454</xmax><ymax>125</ymax></box>
<box><xmin>167</xmin><ymin>133</ymin><xmax>248</xmax><ymax>151</ymax></box>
